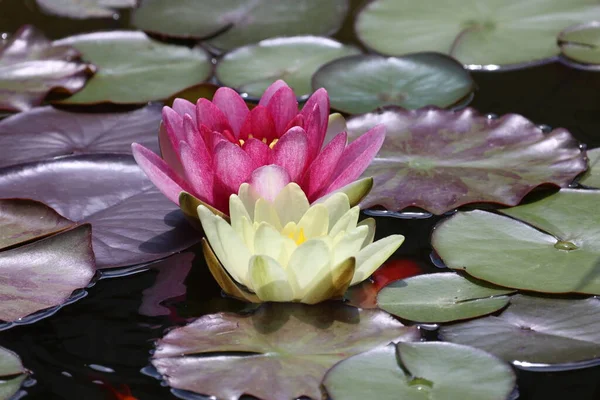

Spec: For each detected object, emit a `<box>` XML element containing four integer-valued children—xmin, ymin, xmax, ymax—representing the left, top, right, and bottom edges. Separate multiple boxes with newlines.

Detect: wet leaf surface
<box><xmin>35</xmin><ymin>0</ymin><xmax>137</xmax><ymax>19</ymax></box>
<box><xmin>0</xmin><ymin>104</ymin><xmax>161</xmax><ymax>169</ymax></box>
<box><xmin>0</xmin><ymin>25</ymin><xmax>93</xmax><ymax>112</ymax></box>
<box><xmin>312</xmin><ymin>53</ymin><xmax>474</xmax><ymax>114</ymax></box>
<box><xmin>0</xmin><ymin>154</ymin><xmax>199</xmax><ymax>269</ymax></box>
<box><xmin>323</xmin><ymin>342</ymin><xmax>516</xmax><ymax>400</ymax></box>
<box><xmin>440</xmin><ymin>294</ymin><xmax>600</xmax><ymax>367</ymax></box>
<box><xmin>344</xmin><ymin>108</ymin><xmax>586</xmax><ymax>214</ymax></box>
<box><xmin>0</xmin><ymin>346</ymin><xmax>27</xmax><ymax>400</ymax></box>
<box><xmin>559</xmin><ymin>22</ymin><xmax>600</xmax><ymax>67</ymax></box>
<box><xmin>152</xmin><ymin>302</ymin><xmax>419</xmax><ymax>399</ymax></box>
<box><xmin>53</xmin><ymin>31</ymin><xmax>212</xmax><ymax>104</ymax></box>
<box><xmin>355</xmin><ymin>0</ymin><xmax>600</xmax><ymax>69</ymax></box>
<box><xmin>579</xmin><ymin>147</ymin><xmax>600</xmax><ymax>187</ymax></box>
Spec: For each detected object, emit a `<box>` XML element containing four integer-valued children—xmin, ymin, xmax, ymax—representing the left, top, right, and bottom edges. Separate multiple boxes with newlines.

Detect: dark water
<box><xmin>1</xmin><ymin>0</ymin><xmax>600</xmax><ymax>399</ymax></box>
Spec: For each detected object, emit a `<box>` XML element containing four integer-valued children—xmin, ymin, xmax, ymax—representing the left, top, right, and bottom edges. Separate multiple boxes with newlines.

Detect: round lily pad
<box><xmin>377</xmin><ymin>273</ymin><xmax>515</xmax><ymax>323</ymax></box>
<box><xmin>323</xmin><ymin>342</ymin><xmax>516</xmax><ymax>400</ymax></box>
<box><xmin>432</xmin><ymin>189</ymin><xmax>600</xmax><ymax>295</ymax></box>
<box><xmin>53</xmin><ymin>31</ymin><xmax>212</xmax><ymax>105</ymax></box>
<box><xmin>354</xmin><ymin>0</ymin><xmax>600</xmax><ymax>69</ymax></box>
<box><xmin>559</xmin><ymin>22</ymin><xmax>600</xmax><ymax>68</ymax></box>
<box><xmin>0</xmin><ymin>104</ymin><xmax>161</xmax><ymax>169</ymax></box>
<box><xmin>131</xmin><ymin>0</ymin><xmax>349</xmax><ymax>51</ymax></box>
<box><xmin>216</xmin><ymin>36</ymin><xmax>360</xmax><ymax>99</ymax></box>
<box><xmin>35</xmin><ymin>0</ymin><xmax>137</xmax><ymax>19</ymax></box>
<box><xmin>312</xmin><ymin>53</ymin><xmax>474</xmax><ymax>114</ymax></box>
<box><xmin>152</xmin><ymin>302</ymin><xmax>419</xmax><ymax>399</ymax></box>
<box><xmin>0</xmin><ymin>346</ymin><xmax>27</xmax><ymax>400</ymax></box>
<box><xmin>0</xmin><ymin>154</ymin><xmax>198</xmax><ymax>269</ymax></box>
<box><xmin>343</xmin><ymin>108</ymin><xmax>586</xmax><ymax>214</ymax></box>
<box><xmin>440</xmin><ymin>294</ymin><xmax>600</xmax><ymax>368</ymax></box>
<box><xmin>579</xmin><ymin>147</ymin><xmax>600</xmax><ymax>187</ymax></box>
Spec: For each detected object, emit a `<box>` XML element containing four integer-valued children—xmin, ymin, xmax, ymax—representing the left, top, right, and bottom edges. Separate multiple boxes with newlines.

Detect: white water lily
<box><xmin>197</xmin><ymin>179</ymin><xmax>404</xmax><ymax>304</ymax></box>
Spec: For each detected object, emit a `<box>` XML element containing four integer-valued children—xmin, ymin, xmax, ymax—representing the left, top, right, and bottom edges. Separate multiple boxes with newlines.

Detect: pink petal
<box><xmin>132</xmin><ymin>143</ymin><xmax>191</xmax><ymax>205</ymax></box>
<box><xmin>300</xmin><ymin>131</ymin><xmax>347</xmax><ymax>201</ymax></box>
<box><xmin>258</xmin><ymin>80</ymin><xmax>290</xmax><ymax>107</ymax></box>
<box><xmin>212</xmin><ymin>87</ymin><xmax>249</xmax><ymax>138</ymax></box>
<box><xmin>239</xmin><ymin>105</ymin><xmax>277</xmax><ymax>142</ymax></box>
<box><xmin>179</xmin><ymin>141</ymin><xmax>214</xmax><ymax>204</ymax></box>
<box><xmin>213</xmin><ymin>141</ymin><xmax>255</xmax><ymax>195</ymax></box>
<box><xmin>162</xmin><ymin>106</ymin><xmax>185</xmax><ymax>145</ymax></box>
<box><xmin>158</xmin><ymin>121</ymin><xmax>184</xmax><ymax>177</ymax></box>
<box><xmin>301</xmin><ymin>88</ymin><xmax>329</xmax><ymax>157</ymax></box>
<box><xmin>248</xmin><ymin>165</ymin><xmax>291</xmax><ymax>202</ymax></box>
<box><xmin>323</xmin><ymin>124</ymin><xmax>386</xmax><ymax>194</ymax></box>
<box><xmin>172</xmin><ymin>98</ymin><xmax>197</xmax><ymax>124</ymax></box>
<box><xmin>243</xmin><ymin>138</ymin><xmax>270</xmax><ymax>169</ymax></box>
<box><xmin>196</xmin><ymin>98</ymin><xmax>233</xmax><ymax>133</ymax></box>
<box><xmin>270</xmin><ymin>126</ymin><xmax>308</xmax><ymax>182</ymax></box>
<box><xmin>265</xmin><ymin>86</ymin><xmax>298</xmax><ymax>137</ymax></box>
<box><xmin>284</xmin><ymin>114</ymin><xmax>304</xmax><ymax>132</ymax></box>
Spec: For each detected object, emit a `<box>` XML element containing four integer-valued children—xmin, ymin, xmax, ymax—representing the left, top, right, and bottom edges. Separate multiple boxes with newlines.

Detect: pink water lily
<box><xmin>132</xmin><ymin>80</ymin><xmax>385</xmax><ymax>214</ymax></box>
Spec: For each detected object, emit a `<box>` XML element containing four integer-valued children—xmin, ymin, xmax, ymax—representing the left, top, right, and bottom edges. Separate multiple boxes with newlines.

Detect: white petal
<box><xmin>351</xmin><ymin>234</ymin><xmax>405</xmax><ymax>285</ymax></box>
<box><xmin>273</xmin><ymin>183</ymin><xmax>310</xmax><ymax>225</ymax></box>
<box><xmin>287</xmin><ymin>238</ymin><xmax>331</xmax><ymax>293</ymax></box>
<box><xmin>332</xmin><ymin>225</ymin><xmax>369</xmax><ymax>266</ymax></box>
<box><xmin>358</xmin><ymin>217</ymin><xmax>376</xmax><ymax>248</ymax></box>
<box><xmin>238</xmin><ymin>183</ymin><xmax>259</xmax><ymax>220</ymax></box>
<box><xmin>254</xmin><ymin>222</ymin><xmax>288</xmax><ymax>265</ymax></box>
<box><xmin>330</xmin><ymin>206</ymin><xmax>360</xmax><ymax>237</ymax></box>
<box><xmin>230</xmin><ymin>194</ymin><xmax>251</xmax><ymax>236</ymax></box>
<box><xmin>320</xmin><ymin>192</ymin><xmax>350</xmax><ymax>231</ymax></box>
<box><xmin>254</xmin><ymin>198</ymin><xmax>282</xmax><ymax>230</ymax></box>
<box><xmin>297</xmin><ymin>204</ymin><xmax>329</xmax><ymax>239</ymax></box>
<box><xmin>299</xmin><ymin>257</ymin><xmax>356</xmax><ymax>305</ymax></box>
<box><xmin>248</xmin><ymin>255</ymin><xmax>295</xmax><ymax>302</ymax></box>
<box><xmin>238</xmin><ymin>215</ymin><xmax>255</xmax><ymax>252</ymax></box>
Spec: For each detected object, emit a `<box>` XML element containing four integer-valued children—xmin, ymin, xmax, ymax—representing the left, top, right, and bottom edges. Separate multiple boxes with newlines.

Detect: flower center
<box><xmin>238</xmin><ymin>134</ymin><xmax>279</xmax><ymax>149</ymax></box>
<box><xmin>288</xmin><ymin>227</ymin><xmax>306</xmax><ymax>245</ymax></box>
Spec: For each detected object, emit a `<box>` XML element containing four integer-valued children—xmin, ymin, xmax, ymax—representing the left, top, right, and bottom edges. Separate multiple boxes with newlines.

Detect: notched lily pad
<box><xmin>323</xmin><ymin>342</ymin><xmax>516</xmax><ymax>400</ymax></box>
<box><xmin>432</xmin><ymin>189</ymin><xmax>600</xmax><ymax>294</ymax></box>
<box><xmin>36</xmin><ymin>0</ymin><xmax>137</xmax><ymax>19</ymax></box>
<box><xmin>312</xmin><ymin>53</ymin><xmax>474</xmax><ymax>114</ymax></box>
<box><xmin>152</xmin><ymin>302</ymin><xmax>419</xmax><ymax>399</ymax></box>
<box><xmin>441</xmin><ymin>294</ymin><xmax>600</xmax><ymax>367</ymax></box>
<box><xmin>344</xmin><ymin>108</ymin><xmax>586</xmax><ymax>214</ymax></box>
<box><xmin>54</xmin><ymin>31</ymin><xmax>212</xmax><ymax>105</ymax></box>
<box><xmin>579</xmin><ymin>147</ymin><xmax>600</xmax><ymax>187</ymax></box>
<box><xmin>559</xmin><ymin>21</ymin><xmax>600</xmax><ymax>68</ymax></box>
<box><xmin>0</xmin><ymin>104</ymin><xmax>161</xmax><ymax>168</ymax></box>
<box><xmin>0</xmin><ymin>25</ymin><xmax>94</xmax><ymax>112</ymax></box>
<box><xmin>0</xmin><ymin>346</ymin><xmax>28</xmax><ymax>400</ymax></box>
<box><xmin>0</xmin><ymin>154</ymin><xmax>199</xmax><ymax>269</ymax></box>
<box><xmin>377</xmin><ymin>272</ymin><xmax>515</xmax><ymax>323</ymax></box>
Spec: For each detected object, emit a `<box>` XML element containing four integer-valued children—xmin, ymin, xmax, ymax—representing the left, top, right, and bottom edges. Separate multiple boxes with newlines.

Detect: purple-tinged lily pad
<box><xmin>0</xmin><ymin>105</ymin><xmax>161</xmax><ymax>169</ymax></box>
<box><xmin>0</xmin><ymin>25</ymin><xmax>94</xmax><ymax>112</ymax></box>
<box><xmin>0</xmin><ymin>154</ymin><xmax>199</xmax><ymax>269</ymax></box>
<box><xmin>152</xmin><ymin>302</ymin><xmax>419</xmax><ymax>399</ymax></box>
<box><xmin>0</xmin><ymin>346</ymin><xmax>28</xmax><ymax>400</ymax></box>
<box><xmin>36</xmin><ymin>0</ymin><xmax>137</xmax><ymax>19</ymax></box>
<box><xmin>344</xmin><ymin>107</ymin><xmax>586</xmax><ymax>214</ymax></box>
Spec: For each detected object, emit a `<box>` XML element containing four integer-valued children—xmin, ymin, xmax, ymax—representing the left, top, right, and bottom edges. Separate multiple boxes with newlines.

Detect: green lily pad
<box><xmin>0</xmin><ymin>346</ymin><xmax>27</xmax><ymax>400</ymax></box>
<box><xmin>343</xmin><ymin>108</ymin><xmax>586</xmax><ymax>214</ymax></box>
<box><xmin>559</xmin><ymin>22</ymin><xmax>600</xmax><ymax>67</ymax></box>
<box><xmin>216</xmin><ymin>36</ymin><xmax>360</xmax><ymax>99</ymax></box>
<box><xmin>36</xmin><ymin>0</ymin><xmax>137</xmax><ymax>19</ymax></box>
<box><xmin>440</xmin><ymin>294</ymin><xmax>600</xmax><ymax>367</ymax></box>
<box><xmin>312</xmin><ymin>53</ymin><xmax>474</xmax><ymax>114</ymax></box>
<box><xmin>355</xmin><ymin>0</ymin><xmax>600</xmax><ymax>69</ymax></box>
<box><xmin>377</xmin><ymin>273</ymin><xmax>515</xmax><ymax>323</ymax></box>
<box><xmin>579</xmin><ymin>147</ymin><xmax>600</xmax><ymax>187</ymax></box>
<box><xmin>132</xmin><ymin>0</ymin><xmax>349</xmax><ymax>51</ymax></box>
<box><xmin>152</xmin><ymin>302</ymin><xmax>419</xmax><ymax>399</ymax></box>
<box><xmin>53</xmin><ymin>31</ymin><xmax>212</xmax><ymax>105</ymax></box>
<box><xmin>322</xmin><ymin>342</ymin><xmax>516</xmax><ymax>400</ymax></box>
<box><xmin>432</xmin><ymin>189</ymin><xmax>600</xmax><ymax>294</ymax></box>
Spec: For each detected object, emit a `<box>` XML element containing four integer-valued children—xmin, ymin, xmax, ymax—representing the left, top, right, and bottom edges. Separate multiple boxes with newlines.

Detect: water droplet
<box><xmin>554</xmin><ymin>240</ymin><xmax>578</xmax><ymax>251</ymax></box>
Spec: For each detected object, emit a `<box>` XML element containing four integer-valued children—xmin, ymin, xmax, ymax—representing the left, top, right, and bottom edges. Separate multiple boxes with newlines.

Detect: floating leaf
<box><xmin>343</xmin><ymin>108</ymin><xmax>586</xmax><ymax>214</ymax></box>
<box><xmin>440</xmin><ymin>294</ymin><xmax>600</xmax><ymax>367</ymax></box>
<box><xmin>579</xmin><ymin>147</ymin><xmax>600</xmax><ymax>187</ymax></box>
<box><xmin>53</xmin><ymin>31</ymin><xmax>212</xmax><ymax>105</ymax></box>
<box><xmin>132</xmin><ymin>0</ymin><xmax>349</xmax><ymax>51</ymax></box>
<box><xmin>165</xmin><ymin>83</ymin><xmax>220</xmax><ymax>107</ymax></box>
<box><xmin>432</xmin><ymin>189</ymin><xmax>600</xmax><ymax>294</ymax></box>
<box><xmin>152</xmin><ymin>302</ymin><xmax>419</xmax><ymax>399</ymax></box>
<box><xmin>0</xmin><ymin>346</ymin><xmax>27</xmax><ymax>400</ymax></box>
<box><xmin>35</xmin><ymin>0</ymin><xmax>137</xmax><ymax>19</ymax></box>
<box><xmin>0</xmin><ymin>25</ymin><xmax>93</xmax><ymax>112</ymax></box>
<box><xmin>559</xmin><ymin>22</ymin><xmax>600</xmax><ymax>67</ymax></box>
<box><xmin>323</xmin><ymin>342</ymin><xmax>516</xmax><ymax>400</ymax></box>
<box><xmin>355</xmin><ymin>0</ymin><xmax>600</xmax><ymax>69</ymax></box>
<box><xmin>312</xmin><ymin>53</ymin><xmax>474</xmax><ymax>114</ymax></box>
<box><xmin>0</xmin><ymin>104</ymin><xmax>161</xmax><ymax>169</ymax></box>
<box><xmin>216</xmin><ymin>36</ymin><xmax>360</xmax><ymax>99</ymax></box>
<box><xmin>0</xmin><ymin>154</ymin><xmax>199</xmax><ymax>269</ymax></box>
<box><xmin>377</xmin><ymin>273</ymin><xmax>515</xmax><ymax>323</ymax></box>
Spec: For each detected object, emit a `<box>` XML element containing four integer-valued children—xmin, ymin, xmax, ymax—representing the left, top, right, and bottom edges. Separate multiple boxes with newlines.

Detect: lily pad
<box><xmin>322</xmin><ymin>342</ymin><xmax>516</xmax><ymax>400</ymax></box>
<box><xmin>152</xmin><ymin>302</ymin><xmax>419</xmax><ymax>399</ymax></box>
<box><xmin>354</xmin><ymin>0</ymin><xmax>600</xmax><ymax>69</ymax></box>
<box><xmin>0</xmin><ymin>25</ymin><xmax>94</xmax><ymax>112</ymax></box>
<box><xmin>377</xmin><ymin>273</ymin><xmax>515</xmax><ymax>323</ymax></box>
<box><xmin>0</xmin><ymin>154</ymin><xmax>199</xmax><ymax>269</ymax></box>
<box><xmin>131</xmin><ymin>0</ymin><xmax>349</xmax><ymax>51</ymax></box>
<box><xmin>344</xmin><ymin>108</ymin><xmax>586</xmax><ymax>214</ymax></box>
<box><xmin>440</xmin><ymin>294</ymin><xmax>600</xmax><ymax>367</ymax></box>
<box><xmin>36</xmin><ymin>0</ymin><xmax>137</xmax><ymax>19</ymax></box>
<box><xmin>53</xmin><ymin>31</ymin><xmax>212</xmax><ymax>105</ymax></box>
<box><xmin>0</xmin><ymin>346</ymin><xmax>27</xmax><ymax>400</ymax></box>
<box><xmin>559</xmin><ymin>22</ymin><xmax>600</xmax><ymax>69</ymax></box>
<box><xmin>0</xmin><ymin>104</ymin><xmax>161</xmax><ymax>169</ymax></box>
<box><xmin>432</xmin><ymin>189</ymin><xmax>600</xmax><ymax>294</ymax></box>
<box><xmin>312</xmin><ymin>53</ymin><xmax>474</xmax><ymax>114</ymax></box>
<box><xmin>216</xmin><ymin>36</ymin><xmax>360</xmax><ymax>99</ymax></box>
<box><xmin>579</xmin><ymin>147</ymin><xmax>600</xmax><ymax>187</ymax></box>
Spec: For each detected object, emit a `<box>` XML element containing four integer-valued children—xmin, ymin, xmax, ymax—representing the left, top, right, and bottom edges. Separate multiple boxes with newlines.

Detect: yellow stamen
<box><xmin>269</xmin><ymin>138</ymin><xmax>279</xmax><ymax>149</ymax></box>
<box><xmin>262</xmin><ymin>138</ymin><xmax>267</xmax><ymax>144</ymax></box>
<box><xmin>239</xmin><ymin>139</ymin><xmax>245</xmax><ymax>146</ymax></box>
<box><xmin>288</xmin><ymin>228</ymin><xmax>306</xmax><ymax>245</ymax></box>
